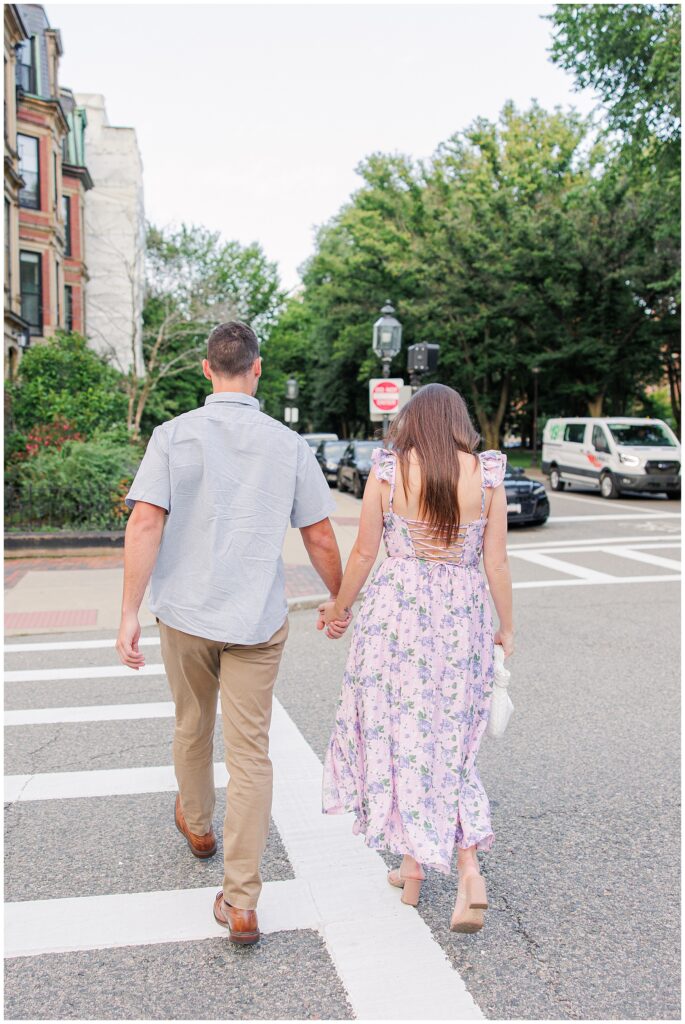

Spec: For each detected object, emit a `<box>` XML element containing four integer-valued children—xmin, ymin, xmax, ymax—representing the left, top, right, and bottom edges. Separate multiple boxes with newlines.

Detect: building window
<box><xmin>20</xmin><ymin>251</ymin><xmax>42</xmax><ymax>335</ymax></box>
<box><xmin>55</xmin><ymin>259</ymin><xmax>60</xmax><ymax>325</ymax></box>
<box><xmin>65</xmin><ymin>284</ymin><xmax>73</xmax><ymax>332</ymax></box>
<box><xmin>16</xmin><ymin>37</ymin><xmax>36</xmax><ymax>94</ymax></box>
<box><xmin>18</xmin><ymin>134</ymin><xmax>40</xmax><ymax>209</ymax></box>
<box><xmin>63</xmin><ymin>194</ymin><xmax>72</xmax><ymax>256</ymax></box>
<box><xmin>4</xmin><ymin>199</ymin><xmax>11</xmax><ymax>299</ymax></box>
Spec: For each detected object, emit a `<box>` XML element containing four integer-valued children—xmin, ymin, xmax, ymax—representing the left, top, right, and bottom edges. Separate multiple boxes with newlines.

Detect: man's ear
<box><xmin>202</xmin><ymin>358</ymin><xmax>212</xmax><ymax>382</ymax></box>
<box><xmin>254</xmin><ymin>356</ymin><xmax>262</xmax><ymax>379</ymax></box>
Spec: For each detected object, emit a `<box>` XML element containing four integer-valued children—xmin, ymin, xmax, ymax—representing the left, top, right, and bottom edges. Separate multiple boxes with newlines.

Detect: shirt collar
<box><xmin>205</xmin><ymin>391</ymin><xmax>260</xmax><ymax>410</ymax></box>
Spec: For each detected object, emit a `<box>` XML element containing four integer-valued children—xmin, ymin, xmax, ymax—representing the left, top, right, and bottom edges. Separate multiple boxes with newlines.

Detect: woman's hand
<box><xmin>316</xmin><ymin>600</ymin><xmax>352</xmax><ymax>639</ymax></box>
<box><xmin>494</xmin><ymin>628</ymin><xmax>514</xmax><ymax>658</ymax></box>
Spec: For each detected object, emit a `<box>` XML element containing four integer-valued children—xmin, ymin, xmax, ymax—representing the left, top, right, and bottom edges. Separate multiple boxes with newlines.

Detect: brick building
<box><xmin>3</xmin><ymin>3</ymin><xmax>92</xmax><ymax>378</ymax></box>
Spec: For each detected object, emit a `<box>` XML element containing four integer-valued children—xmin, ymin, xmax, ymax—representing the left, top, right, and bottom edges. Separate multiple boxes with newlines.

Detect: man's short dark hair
<box><xmin>207</xmin><ymin>322</ymin><xmax>260</xmax><ymax>377</ymax></box>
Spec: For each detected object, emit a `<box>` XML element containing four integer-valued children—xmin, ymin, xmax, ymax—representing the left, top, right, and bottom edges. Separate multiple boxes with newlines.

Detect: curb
<box><xmin>5</xmin><ymin>531</ymin><xmax>125</xmax><ymax>551</ymax></box>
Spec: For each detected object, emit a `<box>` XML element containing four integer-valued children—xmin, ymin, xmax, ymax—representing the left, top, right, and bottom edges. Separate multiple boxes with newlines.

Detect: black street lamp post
<box><xmin>531</xmin><ymin>366</ymin><xmax>540</xmax><ymax>467</ymax></box>
<box><xmin>372</xmin><ymin>302</ymin><xmax>402</xmax><ymax>437</ymax></box>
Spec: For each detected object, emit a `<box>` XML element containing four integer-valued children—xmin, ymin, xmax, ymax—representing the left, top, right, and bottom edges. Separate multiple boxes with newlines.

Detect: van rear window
<box><xmin>563</xmin><ymin>424</ymin><xmax>586</xmax><ymax>443</ymax></box>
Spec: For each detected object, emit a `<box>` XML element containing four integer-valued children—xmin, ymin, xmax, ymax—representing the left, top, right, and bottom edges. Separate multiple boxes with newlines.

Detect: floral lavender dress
<box><xmin>322</xmin><ymin>448</ymin><xmax>507</xmax><ymax>874</ymax></box>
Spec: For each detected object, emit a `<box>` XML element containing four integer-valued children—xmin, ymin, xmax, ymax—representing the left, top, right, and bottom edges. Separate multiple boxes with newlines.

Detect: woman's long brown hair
<box><xmin>386</xmin><ymin>383</ymin><xmax>481</xmax><ymax>546</ymax></box>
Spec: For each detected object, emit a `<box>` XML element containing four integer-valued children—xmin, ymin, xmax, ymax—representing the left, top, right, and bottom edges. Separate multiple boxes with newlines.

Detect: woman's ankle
<box><xmin>401</xmin><ymin>854</ymin><xmax>425</xmax><ymax>879</ymax></box>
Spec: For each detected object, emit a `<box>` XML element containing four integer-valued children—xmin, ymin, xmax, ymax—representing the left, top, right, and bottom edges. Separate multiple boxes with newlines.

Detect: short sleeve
<box><xmin>479</xmin><ymin>450</ymin><xmax>507</xmax><ymax>488</ymax></box>
<box><xmin>290</xmin><ymin>439</ymin><xmax>336</xmax><ymax>528</ymax></box>
<box><xmin>125</xmin><ymin>427</ymin><xmax>171</xmax><ymax>511</ymax></box>
<box><xmin>371</xmin><ymin>447</ymin><xmax>396</xmax><ymax>485</ymax></box>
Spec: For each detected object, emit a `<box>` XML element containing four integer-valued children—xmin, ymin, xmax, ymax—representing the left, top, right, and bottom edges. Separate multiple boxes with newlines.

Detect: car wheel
<box><xmin>353</xmin><ymin>474</ymin><xmax>363</xmax><ymax>499</ymax></box>
<box><xmin>666</xmin><ymin>490</ymin><xmax>681</xmax><ymax>500</ymax></box>
<box><xmin>533</xmin><ymin>515</ymin><xmax>549</xmax><ymax>525</ymax></box>
<box><xmin>600</xmin><ymin>472</ymin><xmax>620</xmax><ymax>499</ymax></box>
<box><xmin>337</xmin><ymin>471</ymin><xmax>346</xmax><ymax>492</ymax></box>
<box><xmin>549</xmin><ymin>468</ymin><xmax>565</xmax><ymax>491</ymax></box>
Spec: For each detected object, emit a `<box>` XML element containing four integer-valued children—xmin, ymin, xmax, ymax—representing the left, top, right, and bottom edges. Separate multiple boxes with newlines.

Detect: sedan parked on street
<box><xmin>315</xmin><ymin>439</ymin><xmax>349</xmax><ymax>485</ymax></box>
<box><xmin>336</xmin><ymin>440</ymin><xmax>378</xmax><ymax>498</ymax></box>
<box><xmin>504</xmin><ymin>465</ymin><xmax>550</xmax><ymax>526</ymax></box>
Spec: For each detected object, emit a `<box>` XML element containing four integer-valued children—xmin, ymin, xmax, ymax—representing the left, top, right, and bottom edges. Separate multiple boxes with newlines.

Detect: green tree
<box><xmin>548</xmin><ymin>4</ymin><xmax>680</xmax><ymax>165</ymax></box>
<box><xmin>132</xmin><ymin>224</ymin><xmax>284</xmax><ymax>437</ymax></box>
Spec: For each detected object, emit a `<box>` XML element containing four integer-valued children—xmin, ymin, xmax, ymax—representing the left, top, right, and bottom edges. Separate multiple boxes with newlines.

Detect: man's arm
<box><xmin>299</xmin><ymin>517</ymin><xmax>343</xmax><ymax>599</ymax></box>
<box><xmin>116</xmin><ymin>501</ymin><xmax>166</xmax><ymax>669</ymax></box>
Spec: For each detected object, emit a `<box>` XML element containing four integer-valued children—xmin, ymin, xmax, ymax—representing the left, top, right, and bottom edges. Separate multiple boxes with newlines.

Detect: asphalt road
<box><xmin>4</xmin><ymin>486</ymin><xmax>681</xmax><ymax>1019</ymax></box>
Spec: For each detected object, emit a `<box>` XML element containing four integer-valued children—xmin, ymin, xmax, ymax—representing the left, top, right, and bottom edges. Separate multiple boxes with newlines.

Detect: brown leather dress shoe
<box><xmin>174</xmin><ymin>795</ymin><xmax>217</xmax><ymax>858</ymax></box>
<box><xmin>213</xmin><ymin>890</ymin><xmax>260</xmax><ymax>945</ymax></box>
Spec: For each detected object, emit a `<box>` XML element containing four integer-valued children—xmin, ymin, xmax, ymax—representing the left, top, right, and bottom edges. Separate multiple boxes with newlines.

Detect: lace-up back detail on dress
<box><xmin>370</xmin><ymin>447</ymin><xmax>505</xmax><ymax>569</ymax></box>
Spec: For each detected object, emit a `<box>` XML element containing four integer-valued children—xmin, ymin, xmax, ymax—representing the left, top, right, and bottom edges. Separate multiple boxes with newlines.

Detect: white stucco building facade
<box><xmin>75</xmin><ymin>93</ymin><xmax>144</xmax><ymax>374</ymax></box>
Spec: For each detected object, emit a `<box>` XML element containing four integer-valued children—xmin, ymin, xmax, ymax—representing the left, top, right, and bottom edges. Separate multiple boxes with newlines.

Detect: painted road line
<box><xmin>602</xmin><ymin>547</ymin><xmax>682</xmax><ymax>572</ymax></box>
<box><xmin>549</xmin><ymin>492</ymin><xmax>672</xmax><ymax>511</ymax></box>
<box><xmin>4</xmin><ymin>663</ymin><xmax>167</xmax><ymax>683</ymax></box>
<box><xmin>546</xmin><ymin>513</ymin><xmax>680</xmax><ymax>523</ymax></box>
<box><xmin>508</xmin><ymin>550</ymin><xmax>616</xmax><ymax>581</ymax></box>
<box><xmin>4</xmin><ymin>701</ymin><xmax>178</xmax><ymax>726</ymax></box>
<box><xmin>4</xmin><ymin>762</ymin><xmax>229</xmax><ymax>803</ymax></box>
<box><xmin>4</xmin><ymin>880</ymin><xmax>317</xmax><ymax>958</ymax></box>
<box><xmin>267</xmin><ymin>698</ymin><xmax>483</xmax><ymax>1020</ymax></box>
<box><xmin>508</xmin><ymin>535</ymin><xmax>680</xmax><ymax>552</ymax></box>
<box><xmin>4</xmin><ymin>637</ymin><xmax>160</xmax><ymax>654</ymax></box>
<box><xmin>512</xmin><ymin>574</ymin><xmax>680</xmax><ymax>590</ymax></box>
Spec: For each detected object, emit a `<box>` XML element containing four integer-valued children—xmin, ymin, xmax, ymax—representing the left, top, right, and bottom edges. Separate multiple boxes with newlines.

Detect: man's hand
<box><xmin>116</xmin><ymin>611</ymin><xmax>145</xmax><ymax>669</ymax></box>
<box><xmin>316</xmin><ymin>600</ymin><xmax>352</xmax><ymax>639</ymax></box>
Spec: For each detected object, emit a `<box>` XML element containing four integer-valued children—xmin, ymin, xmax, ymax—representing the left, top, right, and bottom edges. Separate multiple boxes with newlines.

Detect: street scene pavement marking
<box><xmin>5</xmin><ymin>669</ymin><xmax>483</xmax><ymax>1021</ymax></box>
<box><xmin>509</xmin><ymin>550</ymin><xmax>616</xmax><ymax>581</ymax></box>
<box><xmin>5</xmin><ymin>880</ymin><xmax>317</xmax><ymax>959</ymax></box>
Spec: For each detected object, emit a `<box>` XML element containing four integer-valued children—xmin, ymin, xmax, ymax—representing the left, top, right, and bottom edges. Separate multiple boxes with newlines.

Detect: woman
<box><xmin>319</xmin><ymin>383</ymin><xmax>513</xmax><ymax>933</ymax></box>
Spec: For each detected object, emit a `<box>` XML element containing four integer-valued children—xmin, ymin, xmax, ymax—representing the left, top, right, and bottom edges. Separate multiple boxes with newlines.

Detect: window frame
<box><xmin>19</xmin><ymin>250</ymin><xmax>43</xmax><ymax>336</ymax></box>
<box><xmin>64</xmin><ymin>284</ymin><xmax>74</xmax><ymax>332</ymax></box>
<box><xmin>16</xmin><ymin>37</ymin><xmax>36</xmax><ymax>94</ymax></box>
<box><xmin>563</xmin><ymin>423</ymin><xmax>586</xmax><ymax>445</ymax></box>
<box><xmin>62</xmin><ymin>194</ymin><xmax>72</xmax><ymax>256</ymax></box>
<box><xmin>17</xmin><ymin>133</ymin><xmax>40</xmax><ymax>210</ymax></box>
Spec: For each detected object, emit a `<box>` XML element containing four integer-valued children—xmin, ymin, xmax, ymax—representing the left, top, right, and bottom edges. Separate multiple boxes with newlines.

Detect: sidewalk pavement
<box><xmin>4</xmin><ymin>490</ymin><xmax>365</xmax><ymax>636</ymax></box>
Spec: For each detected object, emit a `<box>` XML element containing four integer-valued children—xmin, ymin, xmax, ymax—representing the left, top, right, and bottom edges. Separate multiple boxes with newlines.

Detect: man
<box><xmin>116</xmin><ymin>321</ymin><xmax>345</xmax><ymax>945</ymax></box>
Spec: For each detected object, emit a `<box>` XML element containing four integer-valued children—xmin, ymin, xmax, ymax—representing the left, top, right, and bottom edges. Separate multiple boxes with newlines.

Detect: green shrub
<box><xmin>5</xmin><ymin>438</ymin><xmax>143</xmax><ymax>531</ymax></box>
<box><xmin>6</xmin><ymin>332</ymin><xmax>128</xmax><ymax>437</ymax></box>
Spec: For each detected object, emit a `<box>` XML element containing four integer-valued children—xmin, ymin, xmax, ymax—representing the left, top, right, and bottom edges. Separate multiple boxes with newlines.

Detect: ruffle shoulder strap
<box><xmin>371</xmin><ymin>446</ymin><xmax>396</xmax><ymax>485</ymax></box>
<box><xmin>479</xmin><ymin>450</ymin><xmax>507</xmax><ymax>488</ymax></box>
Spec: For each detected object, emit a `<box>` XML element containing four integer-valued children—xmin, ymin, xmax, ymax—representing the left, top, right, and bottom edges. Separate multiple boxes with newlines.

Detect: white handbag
<box><xmin>486</xmin><ymin>644</ymin><xmax>514</xmax><ymax>739</ymax></box>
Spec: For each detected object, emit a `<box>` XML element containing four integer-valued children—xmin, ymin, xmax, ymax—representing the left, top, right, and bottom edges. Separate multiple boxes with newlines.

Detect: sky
<box><xmin>47</xmin><ymin>3</ymin><xmax>598</xmax><ymax>290</ymax></box>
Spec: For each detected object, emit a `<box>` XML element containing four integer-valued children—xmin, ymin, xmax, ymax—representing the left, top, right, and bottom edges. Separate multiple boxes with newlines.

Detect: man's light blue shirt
<box><xmin>125</xmin><ymin>392</ymin><xmax>336</xmax><ymax>644</ymax></box>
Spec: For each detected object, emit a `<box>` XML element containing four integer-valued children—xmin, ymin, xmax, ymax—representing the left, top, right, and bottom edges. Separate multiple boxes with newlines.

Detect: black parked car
<box><xmin>504</xmin><ymin>466</ymin><xmax>550</xmax><ymax>526</ymax></box>
<box><xmin>315</xmin><ymin>439</ymin><xmax>349</xmax><ymax>485</ymax></box>
<box><xmin>337</xmin><ymin>440</ymin><xmax>377</xmax><ymax>498</ymax></box>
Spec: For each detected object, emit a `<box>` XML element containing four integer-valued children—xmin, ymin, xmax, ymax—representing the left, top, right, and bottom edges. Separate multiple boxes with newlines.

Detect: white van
<box><xmin>542</xmin><ymin>417</ymin><xmax>681</xmax><ymax>499</ymax></box>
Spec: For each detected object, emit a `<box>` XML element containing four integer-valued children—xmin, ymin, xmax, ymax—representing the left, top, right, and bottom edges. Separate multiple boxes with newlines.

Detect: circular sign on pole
<box><xmin>369</xmin><ymin>378</ymin><xmax>404</xmax><ymax>421</ymax></box>
<box><xmin>371</xmin><ymin>379</ymin><xmax>401</xmax><ymax>414</ymax></box>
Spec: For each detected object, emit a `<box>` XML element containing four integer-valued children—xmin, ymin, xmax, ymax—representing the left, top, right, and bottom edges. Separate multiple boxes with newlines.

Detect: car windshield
<box><xmin>323</xmin><ymin>442</ymin><xmax>347</xmax><ymax>458</ymax></box>
<box><xmin>607</xmin><ymin>423</ymin><xmax>676</xmax><ymax>447</ymax></box>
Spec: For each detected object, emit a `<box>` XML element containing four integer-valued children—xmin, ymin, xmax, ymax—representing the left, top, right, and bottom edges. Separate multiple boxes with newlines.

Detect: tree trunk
<box><xmin>587</xmin><ymin>394</ymin><xmax>604</xmax><ymax>417</ymax></box>
<box><xmin>473</xmin><ymin>374</ymin><xmax>510</xmax><ymax>452</ymax></box>
<box><xmin>667</xmin><ymin>361</ymin><xmax>681</xmax><ymax>432</ymax></box>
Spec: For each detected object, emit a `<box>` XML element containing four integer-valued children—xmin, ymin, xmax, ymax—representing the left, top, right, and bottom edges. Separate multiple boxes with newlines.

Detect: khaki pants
<box><xmin>158</xmin><ymin>617</ymin><xmax>289</xmax><ymax>910</ymax></box>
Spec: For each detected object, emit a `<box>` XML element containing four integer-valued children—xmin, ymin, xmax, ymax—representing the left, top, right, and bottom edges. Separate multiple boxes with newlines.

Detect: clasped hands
<box><xmin>316</xmin><ymin>598</ymin><xmax>353</xmax><ymax>640</ymax></box>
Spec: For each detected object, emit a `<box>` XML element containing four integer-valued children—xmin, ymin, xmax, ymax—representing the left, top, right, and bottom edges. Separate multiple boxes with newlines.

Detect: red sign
<box><xmin>370</xmin><ymin>379</ymin><xmax>401</xmax><ymax>413</ymax></box>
